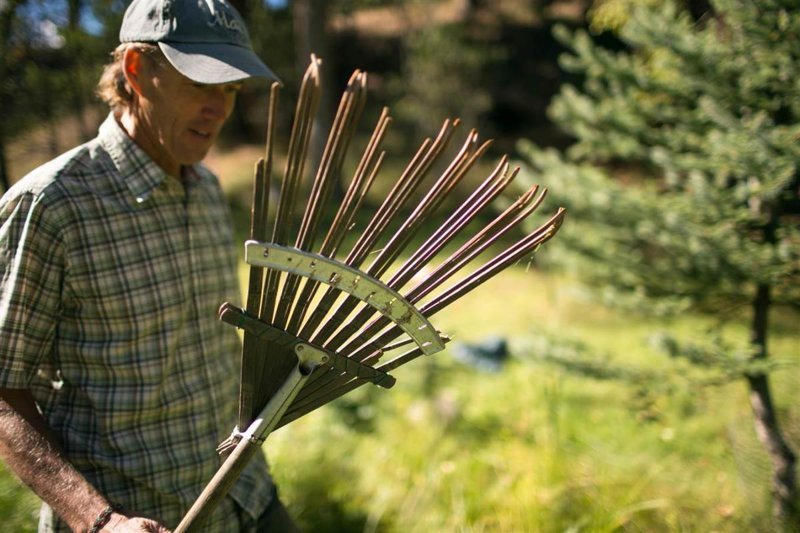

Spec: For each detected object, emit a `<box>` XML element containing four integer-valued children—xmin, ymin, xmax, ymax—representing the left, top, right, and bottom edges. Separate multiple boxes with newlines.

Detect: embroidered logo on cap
<box><xmin>203</xmin><ymin>0</ymin><xmax>245</xmax><ymax>38</ymax></box>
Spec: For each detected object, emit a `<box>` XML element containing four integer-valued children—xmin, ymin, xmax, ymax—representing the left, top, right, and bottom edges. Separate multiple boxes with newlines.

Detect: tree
<box><xmin>516</xmin><ymin>0</ymin><xmax>798</xmax><ymax>527</ymax></box>
<box><xmin>0</xmin><ymin>0</ymin><xmax>27</xmax><ymax>192</ymax></box>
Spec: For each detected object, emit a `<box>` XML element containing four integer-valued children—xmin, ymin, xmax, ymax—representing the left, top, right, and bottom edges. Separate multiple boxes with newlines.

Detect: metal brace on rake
<box><xmin>175</xmin><ymin>55</ymin><xmax>565</xmax><ymax>531</ymax></box>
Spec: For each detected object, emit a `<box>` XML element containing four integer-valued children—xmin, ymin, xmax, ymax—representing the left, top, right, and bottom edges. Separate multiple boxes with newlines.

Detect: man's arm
<box><xmin>0</xmin><ymin>388</ymin><xmax>169</xmax><ymax>532</ymax></box>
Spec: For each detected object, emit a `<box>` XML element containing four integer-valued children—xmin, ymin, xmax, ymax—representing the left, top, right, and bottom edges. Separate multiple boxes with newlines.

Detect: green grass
<box><xmin>261</xmin><ymin>268</ymin><xmax>797</xmax><ymax>532</ymax></box>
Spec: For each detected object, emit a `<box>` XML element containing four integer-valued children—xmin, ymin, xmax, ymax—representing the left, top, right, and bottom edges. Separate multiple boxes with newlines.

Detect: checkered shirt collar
<box><xmin>98</xmin><ymin>113</ymin><xmax>171</xmax><ymax>202</ymax></box>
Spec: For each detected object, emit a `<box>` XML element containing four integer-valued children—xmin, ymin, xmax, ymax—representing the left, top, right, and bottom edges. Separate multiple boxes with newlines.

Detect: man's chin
<box><xmin>180</xmin><ymin>149</ymin><xmax>212</xmax><ymax>167</ymax></box>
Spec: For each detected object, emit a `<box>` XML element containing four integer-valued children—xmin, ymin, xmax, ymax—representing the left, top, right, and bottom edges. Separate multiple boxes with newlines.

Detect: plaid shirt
<box><xmin>0</xmin><ymin>115</ymin><xmax>272</xmax><ymax>531</ymax></box>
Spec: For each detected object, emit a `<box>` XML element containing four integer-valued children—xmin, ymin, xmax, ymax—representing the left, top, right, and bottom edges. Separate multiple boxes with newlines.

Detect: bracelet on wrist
<box><xmin>88</xmin><ymin>503</ymin><xmax>121</xmax><ymax>533</ymax></box>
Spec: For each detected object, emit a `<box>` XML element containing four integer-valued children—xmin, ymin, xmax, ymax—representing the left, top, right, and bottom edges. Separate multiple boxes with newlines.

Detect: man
<box><xmin>0</xmin><ymin>0</ymin><xmax>295</xmax><ymax>530</ymax></box>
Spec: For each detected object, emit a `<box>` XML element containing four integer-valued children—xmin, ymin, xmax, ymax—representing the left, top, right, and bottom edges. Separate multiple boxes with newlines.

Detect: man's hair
<box><xmin>96</xmin><ymin>43</ymin><xmax>166</xmax><ymax>111</ymax></box>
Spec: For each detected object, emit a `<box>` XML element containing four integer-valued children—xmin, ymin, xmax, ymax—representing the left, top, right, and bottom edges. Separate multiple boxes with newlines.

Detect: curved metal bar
<box><xmin>245</xmin><ymin>241</ymin><xmax>445</xmax><ymax>355</ymax></box>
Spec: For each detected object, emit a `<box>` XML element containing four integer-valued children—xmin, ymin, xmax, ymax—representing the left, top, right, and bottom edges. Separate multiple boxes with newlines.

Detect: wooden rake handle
<box><xmin>174</xmin><ymin>343</ymin><xmax>327</xmax><ymax>532</ymax></box>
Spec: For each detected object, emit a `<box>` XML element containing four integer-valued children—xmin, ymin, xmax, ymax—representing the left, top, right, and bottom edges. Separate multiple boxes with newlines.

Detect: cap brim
<box><xmin>159</xmin><ymin>42</ymin><xmax>279</xmax><ymax>84</ymax></box>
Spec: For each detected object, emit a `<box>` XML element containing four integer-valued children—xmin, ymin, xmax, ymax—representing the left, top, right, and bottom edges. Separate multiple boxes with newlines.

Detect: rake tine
<box><xmin>313</xmin><ymin>129</ymin><xmax>483</xmax><ymax>348</ymax></box>
<box><xmin>246</xmin><ymin>160</ymin><xmax>268</xmax><ymax>312</ymax></box>
<box><xmin>246</xmin><ymin>82</ymin><xmax>281</xmax><ymax>309</ymax></box>
<box><xmin>304</xmin><ymin>161</ymin><xmax>510</xmax><ymax>365</ymax></box>
<box><xmin>292</xmin><ymin>180</ymin><xmax>543</xmax><ymax>400</ymax></box>
<box><xmin>320</xmin><ymin>108</ymin><xmax>391</xmax><ymax>259</ymax></box>
<box><xmin>286</xmin><ymin>110</ymin><xmax>392</xmax><ymax>334</ymax></box>
<box><xmin>246</xmin><ymin>57</ymin><xmax>320</xmax><ymax>423</ymax></box>
<box><xmin>366</xmin><ymin>132</ymin><xmax>487</xmax><ymax>277</ymax></box>
<box><xmin>343</xmin><ymin>185</ymin><xmax>551</xmax><ymax>358</ymax></box>
<box><xmin>344</xmin><ymin>118</ymin><xmax>460</xmax><ymax>268</ymax></box>
<box><xmin>273</xmin><ymin>71</ymin><xmax>367</xmax><ymax>329</ymax></box>
<box><xmin>324</xmin><ymin>183</ymin><xmax>545</xmax><ymax>361</ymax></box>
<box><xmin>422</xmin><ymin>208</ymin><xmax>567</xmax><ymax>316</ymax></box>
<box><xmin>389</xmin><ymin>157</ymin><xmax>513</xmax><ymax>286</ymax></box>
<box><xmin>298</xmin><ymin>118</ymin><xmax>459</xmax><ymax>341</ymax></box>
<box><xmin>343</xmin><ymin>206</ymin><xmax>566</xmax><ymax>368</ymax></box>
<box><xmin>296</xmin><ymin>70</ymin><xmax>367</xmax><ymax>252</ymax></box>
<box><xmin>236</xmin><ymin>82</ymin><xmax>281</xmax><ymax>429</ymax></box>
<box><xmin>282</xmin><ymin>208</ymin><xmax>563</xmax><ymax>433</ymax></box>
<box><xmin>322</xmin><ymin>155</ymin><xmax>511</xmax><ymax>353</ymax></box>
<box><xmin>326</xmin><ymin>165</ymin><xmax>528</xmax><ymax>357</ymax></box>
<box><xmin>237</xmin><ymin>159</ymin><xmax>268</xmax><ymax>428</ymax></box>
<box><xmin>260</xmin><ymin>57</ymin><xmax>321</xmax><ymax>323</ymax></box>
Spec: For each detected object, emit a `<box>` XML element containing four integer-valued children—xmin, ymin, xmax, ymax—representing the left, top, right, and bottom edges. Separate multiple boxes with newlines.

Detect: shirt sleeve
<box><xmin>0</xmin><ymin>191</ymin><xmax>65</xmax><ymax>389</ymax></box>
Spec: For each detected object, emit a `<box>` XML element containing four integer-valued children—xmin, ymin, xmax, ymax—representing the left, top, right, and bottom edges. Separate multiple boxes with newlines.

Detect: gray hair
<box><xmin>96</xmin><ymin>43</ymin><xmax>166</xmax><ymax>111</ymax></box>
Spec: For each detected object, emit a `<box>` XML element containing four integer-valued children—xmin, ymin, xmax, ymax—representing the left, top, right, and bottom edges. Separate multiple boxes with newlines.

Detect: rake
<box><xmin>176</xmin><ymin>56</ymin><xmax>565</xmax><ymax>531</ymax></box>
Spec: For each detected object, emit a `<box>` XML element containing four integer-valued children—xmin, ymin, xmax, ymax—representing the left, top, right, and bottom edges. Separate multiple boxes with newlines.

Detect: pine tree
<box><xmin>517</xmin><ymin>0</ymin><xmax>799</xmax><ymax>527</ymax></box>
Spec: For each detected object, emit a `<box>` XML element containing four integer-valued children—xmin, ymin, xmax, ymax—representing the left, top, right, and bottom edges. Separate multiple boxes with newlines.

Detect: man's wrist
<box><xmin>88</xmin><ymin>503</ymin><xmax>122</xmax><ymax>533</ymax></box>
<box><xmin>99</xmin><ymin>511</ymin><xmax>130</xmax><ymax>532</ymax></box>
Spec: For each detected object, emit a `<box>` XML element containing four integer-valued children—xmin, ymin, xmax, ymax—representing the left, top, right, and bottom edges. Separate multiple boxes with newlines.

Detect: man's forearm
<box><xmin>0</xmin><ymin>389</ymin><xmax>115</xmax><ymax>531</ymax></box>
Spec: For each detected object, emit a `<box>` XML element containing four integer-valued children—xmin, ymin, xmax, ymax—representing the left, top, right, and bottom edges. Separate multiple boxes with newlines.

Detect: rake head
<box><xmin>222</xmin><ymin>55</ymin><xmax>565</xmax><ymax>441</ymax></box>
<box><xmin>176</xmin><ymin>55</ymin><xmax>565</xmax><ymax>532</ymax></box>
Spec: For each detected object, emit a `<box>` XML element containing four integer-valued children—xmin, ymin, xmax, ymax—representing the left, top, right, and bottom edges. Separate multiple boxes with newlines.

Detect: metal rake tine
<box><xmin>312</xmin><ymin>157</ymin><xmax>512</xmax><ymax>357</ymax></box>
<box><xmin>318</xmin><ymin>139</ymin><xmax>500</xmax><ymax>350</ymax></box>
<box><xmin>298</xmin><ymin>119</ymin><xmax>459</xmax><ymax>341</ymax></box>
<box><xmin>344</xmin><ymin>118</ymin><xmax>459</xmax><ymax>267</ymax></box>
<box><xmin>337</xmin><ymin>181</ymin><xmax>545</xmax><ymax>362</ymax></box>
<box><xmin>236</xmin><ymin>82</ymin><xmax>281</xmax><ymax>428</ymax></box>
<box><xmin>296</xmin><ymin>175</ymin><xmax>539</xmax><ymax>399</ymax></box>
<box><xmin>387</xmin><ymin>158</ymin><xmax>515</xmax><ymax>288</ymax></box>
<box><xmin>286</xmin><ymin>110</ymin><xmax>391</xmax><ymax>334</ymax></box>
<box><xmin>313</xmin><ymin>127</ymin><xmax>483</xmax><ymax>348</ymax></box>
<box><xmin>272</xmin><ymin>56</ymin><xmax>321</xmax><ymax>245</ymax></box>
<box><xmin>341</xmin><ymin>206</ymin><xmax>566</xmax><ymax>370</ymax></box>
<box><xmin>364</xmin><ymin>130</ymin><xmax>484</xmax><ymax>278</ymax></box>
<box><xmin>316</xmin><ymin>130</ymin><xmax>489</xmax><ymax>349</ymax></box>
<box><xmin>245</xmin><ymin>159</ymin><xmax>267</xmax><ymax>314</ymax></box>
<box><xmin>274</xmin><ymin>70</ymin><xmax>366</xmax><ymax>329</ymax></box>
<box><xmin>260</xmin><ymin>57</ymin><xmax>321</xmax><ymax>323</ymax></box>
<box><xmin>320</xmin><ymin>108</ymin><xmax>390</xmax><ymax>258</ymax></box>
<box><xmin>297</xmin><ymin>70</ymin><xmax>365</xmax><ymax>251</ymax></box>
<box><xmin>406</xmin><ymin>181</ymin><xmax>545</xmax><ymax>304</ymax></box>
<box><xmin>421</xmin><ymin>207</ymin><xmax>567</xmax><ymax>317</ymax></box>
<box><xmin>293</xmin><ymin>196</ymin><xmax>563</xmax><ymax>415</ymax></box>
<box><xmin>245</xmin><ymin>82</ymin><xmax>280</xmax><ymax>313</ymax></box>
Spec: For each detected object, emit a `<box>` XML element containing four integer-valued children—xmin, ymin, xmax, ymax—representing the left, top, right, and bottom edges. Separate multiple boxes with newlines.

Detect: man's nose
<box><xmin>202</xmin><ymin>87</ymin><xmax>229</xmax><ymax>121</ymax></box>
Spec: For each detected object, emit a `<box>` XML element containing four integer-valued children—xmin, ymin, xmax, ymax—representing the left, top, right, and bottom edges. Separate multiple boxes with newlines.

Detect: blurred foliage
<box><xmin>516</xmin><ymin>0</ymin><xmax>799</xmax><ymax>525</ymax></box>
<box><xmin>518</xmin><ymin>0</ymin><xmax>799</xmax><ymax>316</ymax></box>
<box><xmin>389</xmin><ymin>22</ymin><xmax>499</xmax><ymax>140</ymax></box>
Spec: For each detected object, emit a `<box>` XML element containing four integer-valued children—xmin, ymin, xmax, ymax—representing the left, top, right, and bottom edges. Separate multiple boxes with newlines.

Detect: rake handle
<box><xmin>174</xmin><ymin>433</ymin><xmax>262</xmax><ymax>532</ymax></box>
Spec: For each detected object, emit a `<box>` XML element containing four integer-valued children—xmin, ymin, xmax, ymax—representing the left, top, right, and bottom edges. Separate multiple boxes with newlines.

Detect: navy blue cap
<box><xmin>120</xmin><ymin>0</ymin><xmax>278</xmax><ymax>84</ymax></box>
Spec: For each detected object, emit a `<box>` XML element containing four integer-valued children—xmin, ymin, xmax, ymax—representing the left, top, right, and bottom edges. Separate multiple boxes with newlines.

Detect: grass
<box><xmin>1</xmin><ymin>143</ymin><xmax>797</xmax><ymax>531</ymax></box>
<box><xmin>261</xmin><ymin>266</ymin><xmax>797</xmax><ymax>532</ymax></box>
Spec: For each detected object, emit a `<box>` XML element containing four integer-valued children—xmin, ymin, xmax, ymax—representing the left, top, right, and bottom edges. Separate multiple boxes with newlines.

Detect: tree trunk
<box><xmin>0</xmin><ymin>135</ymin><xmax>10</xmax><ymax>193</ymax></box>
<box><xmin>746</xmin><ymin>282</ymin><xmax>798</xmax><ymax>529</ymax></box>
<box><xmin>293</xmin><ymin>0</ymin><xmax>338</xmax><ymax>197</ymax></box>
<box><xmin>67</xmin><ymin>0</ymin><xmax>92</xmax><ymax>142</ymax></box>
<box><xmin>0</xmin><ymin>0</ymin><xmax>26</xmax><ymax>192</ymax></box>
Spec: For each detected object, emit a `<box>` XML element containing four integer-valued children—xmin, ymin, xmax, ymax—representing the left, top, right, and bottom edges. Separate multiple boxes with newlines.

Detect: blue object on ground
<box><xmin>452</xmin><ymin>336</ymin><xmax>509</xmax><ymax>373</ymax></box>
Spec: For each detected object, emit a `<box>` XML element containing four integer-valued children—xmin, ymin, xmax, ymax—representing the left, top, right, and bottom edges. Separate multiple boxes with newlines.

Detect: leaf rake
<box><xmin>176</xmin><ymin>56</ymin><xmax>565</xmax><ymax>531</ymax></box>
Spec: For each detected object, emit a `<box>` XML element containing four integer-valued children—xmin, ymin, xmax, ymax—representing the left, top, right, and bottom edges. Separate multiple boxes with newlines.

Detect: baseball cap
<box><xmin>120</xmin><ymin>0</ymin><xmax>278</xmax><ymax>84</ymax></box>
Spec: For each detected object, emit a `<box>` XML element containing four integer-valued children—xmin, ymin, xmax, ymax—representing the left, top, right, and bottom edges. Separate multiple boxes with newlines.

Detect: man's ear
<box><xmin>122</xmin><ymin>47</ymin><xmax>144</xmax><ymax>97</ymax></box>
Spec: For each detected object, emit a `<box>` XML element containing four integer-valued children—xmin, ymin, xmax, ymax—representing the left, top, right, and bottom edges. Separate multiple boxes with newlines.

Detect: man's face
<box><xmin>131</xmin><ymin>54</ymin><xmax>242</xmax><ymax>176</ymax></box>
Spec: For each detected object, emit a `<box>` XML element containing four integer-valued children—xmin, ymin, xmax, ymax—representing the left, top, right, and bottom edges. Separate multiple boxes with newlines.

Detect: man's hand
<box><xmin>104</xmin><ymin>512</ymin><xmax>172</xmax><ymax>532</ymax></box>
